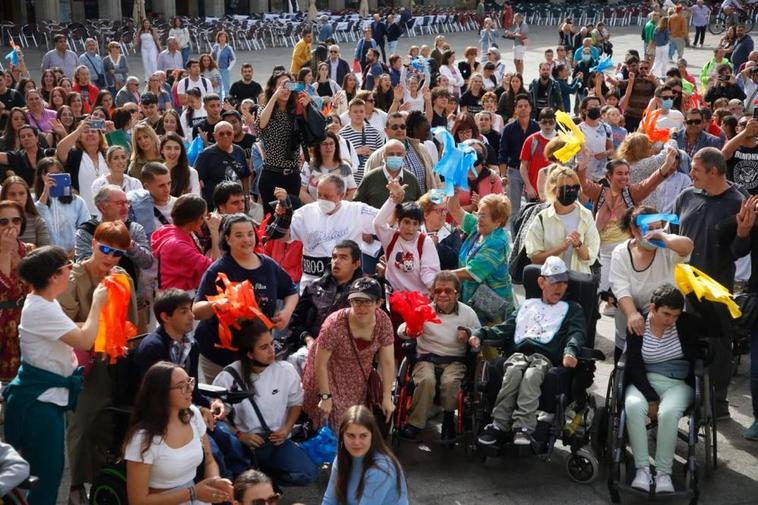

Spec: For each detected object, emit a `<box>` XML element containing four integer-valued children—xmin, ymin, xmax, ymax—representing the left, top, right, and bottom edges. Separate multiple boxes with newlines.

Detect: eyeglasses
<box><xmin>639</xmin><ymin>67</ymin><xmax>650</xmax><ymax>72</ymax></box>
<box><xmin>0</xmin><ymin>217</ymin><xmax>23</xmax><ymax>226</ymax></box>
<box><xmin>686</xmin><ymin>119</ymin><xmax>702</xmax><ymax>125</ymax></box>
<box><xmin>389</xmin><ymin>124</ymin><xmax>407</xmax><ymax>130</ymax></box>
<box><xmin>170</xmin><ymin>377</ymin><xmax>196</xmax><ymax>393</ymax></box>
<box><xmin>660</xmin><ymin>95</ymin><xmax>674</xmax><ymax>99</ymax></box>
<box><xmin>98</xmin><ymin>243</ymin><xmax>126</xmax><ymax>258</ymax></box>
<box><xmin>216</xmin><ymin>131</ymin><xmax>234</xmax><ymax>137</ymax></box>
<box><xmin>365</xmin><ymin>98</ymin><xmax>375</xmax><ymax>103</ymax></box>
<box><xmin>430</xmin><ymin>207</ymin><xmax>447</xmax><ymax>214</ymax></box>
<box><xmin>320</xmin><ymin>141</ymin><xmax>336</xmax><ymax>147</ymax></box>
<box><xmin>539</xmin><ymin>120</ymin><xmax>556</xmax><ymax>126</ymax></box>
<box><xmin>329</xmin><ymin>50</ymin><xmax>338</xmax><ymax>53</ymax></box>
<box><xmin>247</xmin><ymin>494</ymin><xmax>281</xmax><ymax>505</ymax></box>
<box><xmin>433</xmin><ymin>287</ymin><xmax>458</xmax><ymax>295</ymax></box>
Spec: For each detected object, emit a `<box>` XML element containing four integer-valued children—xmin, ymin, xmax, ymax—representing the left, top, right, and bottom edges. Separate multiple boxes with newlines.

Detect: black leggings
<box><xmin>258</xmin><ymin>167</ymin><xmax>301</xmax><ymax>215</ymax></box>
<box><xmin>694</xmin><ymin>26</ymin><xmax>706</xmax><ymax>46</ymax></box>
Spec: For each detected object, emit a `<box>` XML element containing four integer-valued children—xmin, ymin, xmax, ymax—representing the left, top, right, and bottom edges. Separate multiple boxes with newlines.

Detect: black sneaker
<box><xmin>477</xmin><ymin>423</ymin><xmax>506</xmax><ymax>446</ymax></box>
<box><xmin>399</xmin><ymin>424</ymin><xmax>421</xmax><ymax>440</ymax></box>
<box><xmin>441</xmin><ymin>411</ymin><xmax>456</xmax><ymax>442</ymax></box>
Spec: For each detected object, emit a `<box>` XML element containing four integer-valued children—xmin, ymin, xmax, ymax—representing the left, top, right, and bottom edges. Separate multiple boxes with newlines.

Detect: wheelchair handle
<box><xmin>198</xmin><ymin>383</ymin><xmax>254</xmax><ymax>405</ymax></box>
<box><xmin>577</xmin><ymin>347</ymin><xmax>606</xmax><ymax>362</ymax></box>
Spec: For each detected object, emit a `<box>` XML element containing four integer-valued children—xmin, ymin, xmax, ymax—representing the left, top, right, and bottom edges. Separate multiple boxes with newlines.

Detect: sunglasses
<box><xmin>686</xmin><ymin>119</ymin><xmax>702</xmax><ymax>125</ymax></box>
<box><xmin>539</xmin><ymin>120</ymin><xmax>556</xmax><ymax>126</ymax></box>
<box><xmin>216</xmin><ymin>131</ymin><xmax>234</xmax><ymax>137</ymax></box>
<box><xmin>0</xmin><ymin>217</ymin><xmax>23</xmax><ymax>226</ymax></box>
<box><xmin>660</xmin><ymin>95</ymin><xmax>674</xmax><ymax>99</ymax></box>
<box><xmin>57</xmin><ymin>260</ymin><xmax>74</xmax><ymax>272</ymax></box>
<box><xmin>248</xmin><ymin>494</ymin><xmax>281</xmax><ymax>505</ymax></box>
<box><xmin>389</xmin><ymin>124</ymin><xmax>407</xmax><ymax>130</ymax></box>
<box><xmin>433</xmin><ymin>287</ymin><xmax>457</xmax><ymax>295</ymax></box>
<box><xmin>98</xmin><ymin>243</ymin><xmax>126</xmax><ymax>258</ymax></box>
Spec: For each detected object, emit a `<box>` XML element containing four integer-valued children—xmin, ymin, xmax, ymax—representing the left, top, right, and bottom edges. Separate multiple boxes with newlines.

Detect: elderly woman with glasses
<box><xmin>3</xmin><ymin>245</ymin><xmax>108</xmax><ymax>505</ymax></box>
<box><xmin>418</xmin><ymin>191</ymin><xmax>462</xmax><ymax>271</ymax></box>
<box><xmin>58</xmin><ymin>220</ymin><xmax>138</xmax><ymax>504</ymax></box>
<box><xmin>115</xmin><ymin>76</ymin><xmax>142</xmax><ymax>107</ymax></box>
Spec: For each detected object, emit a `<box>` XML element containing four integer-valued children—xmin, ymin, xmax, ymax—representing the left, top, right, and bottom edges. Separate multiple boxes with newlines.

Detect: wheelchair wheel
<box><xmin>566</xmin><ymin>448</ymin><xmax>599</xmax><ymax>484</ymax></box>
<box><xmin>708</xmin><ymin>15</ymin><xmax>726</xmax><ymax>35</ymax></box>
<box><xmin>590</xmin><ymin>405</ymin><xmax>609</xmax><ymax>463</ymax></box>
<box><xmin>702</xmin><ymin>375</ymin><xmax>718</xmax><ymax>476</ymax></box>
<box><xmin>90</xmin><ymin>466</ymin><xmax>128</xmax><ymax>505</ymax></box>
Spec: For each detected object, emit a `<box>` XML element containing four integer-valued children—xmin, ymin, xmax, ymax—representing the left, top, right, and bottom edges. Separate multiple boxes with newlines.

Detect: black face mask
<box><xmin>557</xmin><ymin>184</ymin><xmax>581</xmax><ymax>206</ymax></box>
<box><xmin>587</xmin><ymin>107</ymin><xmax>601</xmax><ymax>120</ymax></box>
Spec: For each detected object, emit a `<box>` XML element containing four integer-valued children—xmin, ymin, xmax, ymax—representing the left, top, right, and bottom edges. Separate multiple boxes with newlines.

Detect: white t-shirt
<box><xmin>300</xmin><ymin>162</ymin><xmax>357</xmax><ymax>201</ymax></box>
<box><xmin>124</xmin><ymin>404</ymin><xmax>208</xmax><ymax>498</ymax></box>
<box><xmin>290</xmin><ymin>200</ymin><xmax>378</xmax><ymax>288</ymax></box>
<box><xmin>18</xmin><ymin>294</ymin><xmax>79</xmax><ymax>406</ymax></box>
<box><xmin>177</xmin><ymin>76</ymin><xmax>212</xmax><ymax>99</ymax></box>
<box><xmin>212</xmin><ymin>361</ymin><xmax>303</xmax><ymax>434</ymax></box>
<box><xmin>578</xmin><ymin>121</ymin><xmax>611</xmax><ymax>180</ymax></box>
<box><xmin>339</xmin><ymin>110</ymin><xmax>388</xmax><ymax>140</ymax></box>
<box><xmin>655</xmin><ymin>109</ymin><xmax>684</xmax><ymax>131</ymax></box>
<box><xmin>180</xmin><ymin>106</ymin><xmax>208</xmax><ymax>139</ymax></box>
<box><xmin>557</xmin><ymin>206</ymin><xmax>580</xmax><ymax>266</ymax></box>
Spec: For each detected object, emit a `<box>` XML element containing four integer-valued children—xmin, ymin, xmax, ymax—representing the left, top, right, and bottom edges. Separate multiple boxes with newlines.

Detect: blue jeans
<box><xmin>751</xmin><ymin>327</ymin><xmax>758</xmax><ymax>419</ymax></box>
<box><xmin>507</xmin><ymin>166</ymin><xmax>524</xmax><ymax>233</ymax></box>
<box><xmin>181</xmin><ymin>47</ymin><xmax>190</xmax><ymax>67</ymax></box>
<box><xmin>208</xmin><ymin>420</ymin><xmax>250</xmax><ymax>479</ymax></box>
<box><xmin>387</xmin><ymin>40</ymin><xmax>398</xmax><ymax>55</ymax></box>
<box><xmin>232</xmin><ymin>439</ymin><xmax>318</xmax><ymax>486</ymax></box>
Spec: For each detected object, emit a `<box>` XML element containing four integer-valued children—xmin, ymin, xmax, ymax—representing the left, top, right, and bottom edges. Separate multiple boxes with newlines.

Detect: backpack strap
<box><xmin>221</xmin><ymin>365</ymin><xmax>271</xmax><ymax>434</ymax></box>
<box><xmin>621</xmin><ymin>186</ymin><xmax>635</xmax><ymax>209</ymax></box>
<box><xmin>417</xmin><ymin>232</ymin><xmax>425</xmax><ymax>259</ymax></box>
<box><xmin>386</xmin><ymin>230</ymin><xmax>400</xmax><ymax>261</ymax></box>
<box><xmin>593</xmin><ymin>184</ymin><xmax>607</xmax><ymax>217</ymax></box>
<box><xmin>386</xmin><ymin>230</ymin><xmax>426</xmax><ymax>264</ymax></box>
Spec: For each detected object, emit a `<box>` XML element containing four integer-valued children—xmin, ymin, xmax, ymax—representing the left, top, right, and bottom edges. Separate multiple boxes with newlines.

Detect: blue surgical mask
<box><xmin>386</xmin><ymin>155</ymin><xmax>404</xmax><ymax>170</ymax></box>
<box><xmin>582</xmin><ymin>54</ymin><xmax>591</xmax><ymax>62</ymax></box>
<box><xmin>661</xmin><ymin>98</ymin><xmax>673</xmax><ymax>110</ymax></box>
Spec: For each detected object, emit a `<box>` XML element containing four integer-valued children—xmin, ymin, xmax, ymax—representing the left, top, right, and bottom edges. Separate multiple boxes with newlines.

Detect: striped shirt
<box><xmin>338</xmin><ymin>123</ymin><xmax>384</xmax><ymax>185</ymax></box>
<box><xmin>641</xmin><ymin>314</ymin><xmax>684</xmax><ymax>365</ymax></box>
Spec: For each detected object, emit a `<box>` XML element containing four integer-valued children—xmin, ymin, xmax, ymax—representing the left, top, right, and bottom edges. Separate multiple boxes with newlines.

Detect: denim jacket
<box><xmin>127</xmin><ymin>189</ymin><xmax>158</xmax><ymax>238</ymax></box>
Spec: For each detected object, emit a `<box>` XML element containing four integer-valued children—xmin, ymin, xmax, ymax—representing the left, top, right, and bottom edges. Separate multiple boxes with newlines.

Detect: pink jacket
<box><xmin>151</xmin><ymin>225</ymin><xmax>213</xmax><ymax>290</ymax></box>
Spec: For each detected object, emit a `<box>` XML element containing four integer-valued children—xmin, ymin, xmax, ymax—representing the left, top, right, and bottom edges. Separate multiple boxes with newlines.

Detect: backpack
<box><xmin>593</xmin><ymin>182</ymin><xmax>635</xmax><ymax>217</ymax></box>
<box><xmin>386</xmin><ymin>231</ymin><xmax>425</xmax><ymax>272</ymax></box>
<box><xmin>509</xmin><ymin>210</ymin><xmax>543</xmax><ymax>285</ymax></box>
<box><xmin>181</xmin><ymin>76</ymin><xmax>210</xmax><ymax>94</ymax></box>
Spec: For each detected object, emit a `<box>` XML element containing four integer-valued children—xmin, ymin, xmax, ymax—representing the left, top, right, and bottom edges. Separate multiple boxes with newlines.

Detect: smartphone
<box><xmin>89</xmin><ymin>118</ymin><xmax>105</xmax><ymax>130</ymax></box>
<box><xmin>753</xmin><ymin>107</ymin><xmax>758</xmax><ymax>119</ymax></box>
<box><xmin>285</xmin><ymin>81</ymin><xmax>305</xmax><ymax>93</ymax></box>
<box><xmin>49</xmin><ymin>173</ymin><xmax>72</xmax><ymax>198</ymax></box>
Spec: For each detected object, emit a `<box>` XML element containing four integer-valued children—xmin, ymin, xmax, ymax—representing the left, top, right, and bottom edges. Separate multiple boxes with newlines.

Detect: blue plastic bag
<box><xmin>636</xmin><ymin>213</ymin><xmax>679</xmax><ymax>248</ymax></box>
<box><xmin>186</xmin><ymin>135</ymin><xmax>204</xmax><ymax>166</ymax></box>
<box><xmin>299</xmin><ymin>425</ymin><xmax>337</xmax><ymax>466</ymax></box>
<box><xmin>432</xmin><ymin>127</ymin><xmax>477</xmax><ymax>196</ymax></box>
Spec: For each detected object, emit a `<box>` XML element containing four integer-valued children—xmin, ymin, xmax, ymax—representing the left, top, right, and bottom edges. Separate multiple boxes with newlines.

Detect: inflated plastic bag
<box><xmin>300</xmin><ymin>425</ymin><xmax>337</xmax><ymax>466</ymax></box>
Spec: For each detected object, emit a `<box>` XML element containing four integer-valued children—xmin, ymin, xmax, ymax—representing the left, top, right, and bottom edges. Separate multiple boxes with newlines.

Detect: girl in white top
<box><xmin>609</xmin><ymin>206</ymin><xmax>693</xmax><ymax>357</ymax></box>
<box><xmin>136</xmin><ymin>19</ymin><xmax>161</xmax><ymax>82</ymax></box>
<box><xmin>6</xmin><ymin>246</ymin><xmax>107</xmax><ymax>505</ymax></box>
<box><xmin>124</xmin><ymin>362</ymin><xmax>233</xmax><ymax>505</ymax></box>
<box><xmin>91</xmin><ymin>146</ymin><xmax>143</xmax><ymax>205</ymax></box>
<box><xmin>160</xmin><ymin>133</ymin><xmax>201</xmax><ymax>196</ymax></box>
<box><xmin>299</xmin><ymin>132</ymin><xmax>357</xmax><ymax>204</ymax></box>
<box><xmin>439</xmin><ymin>50</ymin><xmax>466</xmax><ymax>98</ymax></box>
<box><xmin>169</xmin><ymin>17</ymin><xmax>191</xmax><ymax>65</ymax></box>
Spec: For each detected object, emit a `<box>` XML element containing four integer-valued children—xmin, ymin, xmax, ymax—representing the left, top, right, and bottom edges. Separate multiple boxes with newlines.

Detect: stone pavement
<box><xmin>17</xmin><ymin>22</ymin><xmax>753</xmax><ymax>505</ymax></box>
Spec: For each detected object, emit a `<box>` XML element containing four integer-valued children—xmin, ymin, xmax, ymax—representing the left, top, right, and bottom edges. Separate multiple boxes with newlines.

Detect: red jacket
<box><xmin>72</xmin><ymin>82</ymin><xmax>100</xmax><ymax>113</ymax></box>
<box><xmin>152</xmin><ymin>225</ymin><xmax>214</xmax><ymax>290</ymax></box>
<box><xmin>263</xmin><ymin>239</ymin><xmax>303</xmax><ymax>283</ymax></box>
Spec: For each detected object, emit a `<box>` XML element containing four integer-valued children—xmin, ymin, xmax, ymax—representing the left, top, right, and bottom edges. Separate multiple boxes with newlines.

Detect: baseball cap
<box><xmin>347</xmin><ymin>277</ymin><xmax>383</xmax><ymax>302</ymax></box>
<box><xmin>540</xmin><ymin>256</ymin><xmax>569</xmax><ymax>283</ymax></box>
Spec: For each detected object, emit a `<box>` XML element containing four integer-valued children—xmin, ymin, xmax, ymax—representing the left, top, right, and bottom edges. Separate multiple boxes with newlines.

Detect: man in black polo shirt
<box><xmin>227</xmin><ymin>63</ymin><xmax>263</xmax><ymax>105</ymax></box>
<box><xmin>194</xmin><ymin>121</ymin><xmax>251</xmax><ymax>210</ymax></box>
<box><xmin>0</xmin><ymin>70</ymin><xmax>25</xmax><ymax>131</ymax></box>
<box><xmin>194</xmin><ymin>93</ymin><xmax>223</xmax><ymax>143</ymax></box>
<box><xmin>221</xmin><ymin>109</ymin><xmax>255</xmax><ymax>160</ymax></box>
<box><xmin>498</xmin><ymin>93</ymin><xmax>539</xmax><ymax>228</ymax></box>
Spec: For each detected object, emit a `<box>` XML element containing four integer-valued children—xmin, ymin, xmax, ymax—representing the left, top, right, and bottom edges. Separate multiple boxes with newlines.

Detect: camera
<box><xmin>285</xmin><ymin>81</ymin><xmax>306</xmax><ymax>93</ymax></box>
<box><xmin>88</xmin><ymin>118</ymin><xmax>105</xmax><ymax>130</ymax></box>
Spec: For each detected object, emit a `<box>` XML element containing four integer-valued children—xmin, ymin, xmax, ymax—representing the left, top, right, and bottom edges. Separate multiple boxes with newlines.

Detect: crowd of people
<box><xmin>0</xmin><ymin>2</ymin><xmax>757</xmax><ymax>504</ymax></box>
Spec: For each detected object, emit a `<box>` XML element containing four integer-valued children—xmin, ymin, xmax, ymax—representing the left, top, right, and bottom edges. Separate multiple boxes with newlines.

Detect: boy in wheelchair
<box><xmin>396</xmin><ymin>271</ymin><xmax>482</xmax><ymax>441</ymax></box>
<box><xmin>476</xmin><ymin>257</ymin><xmax>586</xmax><ymax>447</ymax></box>
<box><xmin>622</xmin><ymin>284</ymin><xmax>704</xmax><ymax>494</ymax></box>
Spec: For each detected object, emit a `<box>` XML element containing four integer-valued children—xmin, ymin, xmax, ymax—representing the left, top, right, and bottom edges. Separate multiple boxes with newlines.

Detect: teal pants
<box><xmin>624</xmin><ymin>372</ymin><xmax>693</xmax><ymax>474</ymax></box>
<box><xmin>20</xmin><ymin>401</ymin><xmax>66</xmax><ymax>505</ymax></box>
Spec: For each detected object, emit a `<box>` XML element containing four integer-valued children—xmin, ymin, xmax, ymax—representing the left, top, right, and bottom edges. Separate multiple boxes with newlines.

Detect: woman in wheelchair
<box><xmin>124</xmin><ymin>361</ymin><xmax>234</xmax><ymax>505</ymax></box>
<box><xmin>211</xmin><ymin>319</ymin><xmax>318</xmax><ymax>487</ymax></box>
<box><xmin>396</xmin><ymin>271</ymin><xmax>481</xmax><ymax>441</ymax></box>
<box><xmin>624</xmin><ymin>284</ymin><xmax>704</xmax><ymax>494</ymax></box>
<box><xmin>476</xmin><ymin>256</ymin><xmax>585</xmax><ymax>447</ymax></box>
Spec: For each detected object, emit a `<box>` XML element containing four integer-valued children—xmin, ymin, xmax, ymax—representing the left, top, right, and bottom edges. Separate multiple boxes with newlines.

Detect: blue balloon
<box><xmin>299</xmin><ymin>425</ymin><xmax>337</xmax><ymax>466</ymax></box>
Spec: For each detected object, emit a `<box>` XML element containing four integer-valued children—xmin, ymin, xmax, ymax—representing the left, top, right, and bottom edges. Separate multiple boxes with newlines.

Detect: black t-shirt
<box><xmin>193</xmin><ymin>253</ymin><xmax>297</xmax><ymax>366</ymax></box>
<box><xmin>432</xmin><ymin>111</ymin><xmax>447</xmax><ymax>128</ymax></box>
<box><xmin>460</xmin><ymin>90</ymin><xmax>484</xmax><ymax>114</ymax></box>
<box><xmin>1</xmin><ymin>147</ymin><xmax>55</xmax><ymax>186</ymax></box>
<box><xmin>233</xmin><ymin>132</ymin><xmax>256</xmax><ymax>161</ymax></box>
<box><xmin>194</xmin><ymin>144</ymin><xmax>252</xmax><ymax>208</ymax></box>
<box><xmin>728</xmin><ymin>143</ymin><xmax>758</xmax><ymax>194</ymax></box>
<box><xmin>193</xmin><ymin>117</ymin><xmax>220</xmax><ymax>142</ymax></box>
<box><xmin>228</xmin><ymin>80</ymin><xmax>263</xmax><ymax>104</ymax></box>
<box><xmin>535</xmin><ymin>80</ymin><xmax>549</xmax><ymax>110</ymax></box>
<box><xmin>0</xmin><ymin>88</ymin><xmax>25</xmax><ymax>131</ymax></box>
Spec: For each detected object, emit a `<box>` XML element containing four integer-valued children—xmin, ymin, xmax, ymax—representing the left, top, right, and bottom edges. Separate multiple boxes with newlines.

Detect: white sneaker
<box><xmin>602</xmin><ymin>302</ymin><xmax>617</xmax><ymax>317</ymax></box>
<box><xmin>631</xmin><ymin>467</ymin><xmax>652</xmax><ymax>492</ymax></box>
<box><xmin>513</xmin><ymin>430</ymin><xmax>531</xmax><ymax>446</ymax></box>
<box><xmin>655</xmin><ymin>472</ymin><xmax>675</xmax><ymax>493</ymax></box>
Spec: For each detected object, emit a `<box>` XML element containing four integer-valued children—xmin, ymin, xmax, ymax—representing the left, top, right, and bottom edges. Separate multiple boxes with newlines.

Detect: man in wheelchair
<box><xmin>396</xmin><ymin>271</ymin><xmax>482</xmax><ymax>441</ymax></box>
<box><xmin>623</xmin><ymin>284</ymin><xmax>704</xmax><ymax>494</ymax></box>
<box><xmin>476</xmin><ymin>257</ymin><xmax>586</xmax><ymax>447</ymax></box>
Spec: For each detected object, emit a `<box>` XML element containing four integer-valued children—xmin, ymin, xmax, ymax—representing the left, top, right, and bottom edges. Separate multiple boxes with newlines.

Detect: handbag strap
<box><xmin>222</xmin><ymin>365</ymin><xmax>271</xmax><ymax>433</ymax></box>
<box><xmin>345</xmin><ymin>312</ymin><xmax>370</xmax><ymax>383</ymax></box>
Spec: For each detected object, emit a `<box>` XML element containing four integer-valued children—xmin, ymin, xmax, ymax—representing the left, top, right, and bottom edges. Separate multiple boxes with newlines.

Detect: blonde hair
<box><xmin>130</xmin><ymin>122</ymin><xmax>162</xmax><ymax>162</ymax></box>
<box><xmin>544</xmin><ymin>166</ymin><xmax>581</xmax><ymax>204</ymax></box>
<box><xmin>616</xmin><ymin>132</ymin><xmax>653</xmax><ymax>164</ymax></box>
<box><xmin>478</xmin><ymin>193</ymin><xmax>511</xmax><ymax>228</ymax></box>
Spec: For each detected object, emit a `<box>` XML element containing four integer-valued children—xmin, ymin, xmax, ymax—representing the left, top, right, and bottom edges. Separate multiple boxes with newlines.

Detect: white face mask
<box><xmin>541</xmin><ymin>129</ymin><xmax>557</xmax><ymax>139</ymax></box>
<box><xmin>317</xmin><ymin>199</ymin><xmax>338</xmax><ymax>214</ymax></box>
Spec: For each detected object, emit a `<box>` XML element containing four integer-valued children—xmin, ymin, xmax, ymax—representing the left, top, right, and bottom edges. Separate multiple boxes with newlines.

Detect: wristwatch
<box><xmin>319</xmin><ymin>392</ymin><xmax>333</xmax><ymax>400</ymax></box>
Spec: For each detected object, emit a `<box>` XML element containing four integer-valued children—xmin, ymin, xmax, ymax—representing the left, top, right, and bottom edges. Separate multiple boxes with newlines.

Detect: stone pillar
<box><xmin>249</xmin><ymin>0</ymin><xmax>267</xmax><ymax>14</ymax></box>
<box><xmin>98</xmin><ymin>0</ymin><xmax>123</xmax><ymax>21</ymax></box>
<box><xmin>71</xmin><ymin>0</ymin><xmax>85</xmax><ymax>21</ymax></box>
<box><xmin>36</xmin><ymin>0</ymin><xmax>60</xmax><ymax>22</ymax></box>
<box><xmin>153</xmin><ymin>0</ymin><xmax>176</xmax><ymax>19</ymax></box>
<box><xmin>205</xmin><ymin>0</ymin><xmax>225</xmax><ymax>16</ymax></box>
<box><xmin>328</xmin><ymin>0</ymin><xmax>346</xmax><ymax>11</ymax></box>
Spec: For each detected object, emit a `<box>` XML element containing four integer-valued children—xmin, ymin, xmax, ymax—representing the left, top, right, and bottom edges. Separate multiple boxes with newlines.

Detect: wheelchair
<box><xmin>391</xmin><ymin>339</ymin><xmax>482</xmax><ymax>451</ymax></box>
<box><xmin>604</xmin><ymin>336</ymin><xmax>717</xmax><ymax>505</ymax></box>
<box><xmin>473</xmin><ymin>264</ymin><xmax>606</xmax><ymax>483</ymax></box>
